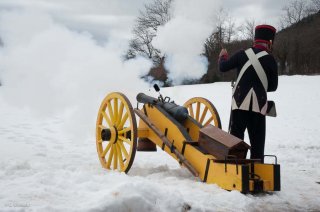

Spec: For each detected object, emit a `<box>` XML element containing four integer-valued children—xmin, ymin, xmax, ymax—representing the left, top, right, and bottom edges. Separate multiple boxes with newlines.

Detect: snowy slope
<box><xmin>1</xmin><ymin>76</ymin><xmax>320</xmax><ymax>212</ymax></box>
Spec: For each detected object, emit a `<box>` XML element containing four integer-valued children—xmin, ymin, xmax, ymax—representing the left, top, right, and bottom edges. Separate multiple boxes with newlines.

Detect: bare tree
<box><xmin>204</xmin><ymin>33</ymin><xmax>216</xmax><ymax>59</ymax></box>
<box><xmin>127</xmin><ymin>24</ymin><xmax>161</xmax><ymax>62</ymax></box>
<box><xmin>307</xmin><ymin>0</ymin><xmax>320</xmax><ymax>13</ymax></box>
<box><xmin>202</xmin><ymin>8</ymin><xmax>240</xmax><ymax>83</ymax></box>
<box><xmin>215</xmin><ymin>7</ymin><xmax>228</xmax><ymax>45</ymax></box>
<box><xmin>204</xmin><ymin>7</ymin><xmax>235</xmax><ymax>55</ymax></box>
<box><xmin>312</xmin><ymin>0</ymin><xmax>320</xmax><ymax>9</ymax></box>
<box><xmin>225</xmin><ymin>16</ymin><xmax>236</xmax><ymax>44</ymax></box>
<box><xmin>136</xmin><ymin>0</ymin><xmax>171</xmax><ymax>31</ymax></box>
<box><xmin>236</xmin><ymin>18</ymin><xmax>256</xmax><ymax>42</ymax></box>
<box><xmin>126</xmin><ymin>0</ymin><xmax>172</xmax><ymax>65</ymax></box>
<box><xmin>280</xmin><ymin>0</ymin><xmax>310</xmax><ymax>28</ymax></box>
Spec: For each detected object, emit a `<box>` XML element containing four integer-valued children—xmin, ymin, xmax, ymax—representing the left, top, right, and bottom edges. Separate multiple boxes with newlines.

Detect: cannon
<box><xmin>95</xmin><ymin>85</ymin><xmax>280</xmax><ymax>193</ymax></box>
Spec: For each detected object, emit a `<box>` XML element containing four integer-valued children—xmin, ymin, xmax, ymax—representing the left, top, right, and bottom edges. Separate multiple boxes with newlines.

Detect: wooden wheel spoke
<box><xmin>98</xmin><ymin>124</ymin><xmax>107</xmax><ymax>130</ymax></box>
<box><xmin>118</xmin><ymin>135</ymin><xmax>131</xmax><ymax>145</ymax></box>
<box><xmin>118</xmin><ymin>141</ymin><xmax>129</xmax><ymax>159</ymax></box>
<box><xmin>101</xmin><ymin>142</ymin><xmax>112</xmax><ymax>157</ymax></box>
<box><xmin>204</xmin><ymin>116</ymin><xmax>214</xmax><ymax>126</ymax></box>
<box><xmin>106</xmin><ymin>145</ymin><xmax>114</xmax><ymax>169</ymax></box>
<box><xmin>199</xmin><ymin>107</ymin><xmax>209</xmax><ymax>124</ymax></box>
<box><xmin>101</xmin><ymin>111</ymin><xmax>112</xmax><ymax>127</ymax></box>
<box><xmin>118</xmin><ymin>127</ymin><xmax>131</xmax><ymax>135</ymax></box>
<box><xmin>98</xmin><ymin>125</ymin><xmax>107</xmax><ymax>141</ymax></box>
<box><xmin>116</xmin><ymin>102</ymin><xmax>124</xmax><ymax>126</ymax></box>
<box><xmin>119</xmin><ymin>113</ymin><xmax>129</xmax><ymax>129</ymax></box>
<box><xmin>114</xmin><ymin>99</ymin><xmax>119</xmax><ymax>126</ymax></box>
<box><xmin>107</xmin><ymin>101</ymin><xmax>115</xmax><ymax>124</ymax></box>
<box><xmin>116</xmin><ymin>143</ymin><xmax>124</xmax><ymax>170</ymax></box>
<box><xmin>184</xmin><ymin>97</ymin><xmax>221</xmax><ymax>128</ymax></box>
<box><xmin>113</xmin><ymin>144</ymin><xmax>118</xmax><ymax>169</ymax></box>
<box><xmin>195</xmin><ymin>102</ymin><xmax>200</xmax><ymax>121</ymax></box>
<box><xmin>188</xmin><ymin>105</ymin><xmax>194</xmax><ymax>118</ymax></box>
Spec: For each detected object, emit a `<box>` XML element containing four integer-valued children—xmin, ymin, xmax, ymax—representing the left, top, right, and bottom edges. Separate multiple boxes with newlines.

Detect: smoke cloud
<box><xmin>153</xmin><ymin>0</ymin><xmax>221</xmax><ymax>85</ymax></box>
<box><xmin>0</xmin><ymin>9</ymin><xmax>152</xmax><ymax>136</ymax></box>
<box><xmin>0</xmin><ymin>0</ymin><xmax>222</xmax><ymax>137</ymax></box>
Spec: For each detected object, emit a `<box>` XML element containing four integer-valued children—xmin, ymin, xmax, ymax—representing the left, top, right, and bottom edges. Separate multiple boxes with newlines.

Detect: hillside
<box><xmin>206</xmin><ymin>11</ymin><xmax>320</xmax><ymax>83</ymax></box>
<box><xmin>274</xmin><ymin>11</ymin><xmax>320</xmax><ymax>75</ymax></box>
<box><xmin>148</xmin><ymin>11</ymin><xmax>320</xmax><ymax>85</ymax></box>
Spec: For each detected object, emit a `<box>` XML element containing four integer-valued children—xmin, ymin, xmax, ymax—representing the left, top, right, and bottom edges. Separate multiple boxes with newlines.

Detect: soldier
<box><xmin>218</xmin><ymin>25</ymin><xmax>278</xmax><ymax>162</ymax></box>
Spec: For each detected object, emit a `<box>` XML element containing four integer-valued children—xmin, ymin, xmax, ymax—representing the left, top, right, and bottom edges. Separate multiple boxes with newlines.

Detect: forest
<box><xmin>125</xmin><ymin>0</ymin><xmax>320</xmax><ymax>85</ymax></box>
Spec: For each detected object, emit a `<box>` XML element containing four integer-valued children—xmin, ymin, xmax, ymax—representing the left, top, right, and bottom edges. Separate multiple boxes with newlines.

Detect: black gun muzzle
<box><xmin>136</xmin><ymin>93</ymin><xmax>188</xmax><ymax>122</ymax></box>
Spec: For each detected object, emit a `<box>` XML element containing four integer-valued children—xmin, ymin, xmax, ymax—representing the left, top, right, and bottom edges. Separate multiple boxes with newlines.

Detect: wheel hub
<box><xmin>101</xmin><ymin>126</ymin><xmax>118</xmax><ymax>143</ymax></box>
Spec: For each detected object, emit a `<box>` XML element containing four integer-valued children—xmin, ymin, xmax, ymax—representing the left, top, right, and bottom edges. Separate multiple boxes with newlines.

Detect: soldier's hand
<box><xmin>219</xmin><ymin>49</ymin><xmax>228</xmax><ymax>57</ymax></box>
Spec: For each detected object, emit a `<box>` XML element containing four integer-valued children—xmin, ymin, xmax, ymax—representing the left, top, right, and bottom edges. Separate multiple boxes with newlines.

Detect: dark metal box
<box><xmin>198</xmin><ymin>125</ymin><xmax>250</xmax><ymax>160</ymax></box>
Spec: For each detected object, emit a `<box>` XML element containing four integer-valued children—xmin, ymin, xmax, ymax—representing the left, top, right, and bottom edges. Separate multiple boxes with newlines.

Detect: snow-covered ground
<box><xmin>0</xmin><ymin>75</ymin><xmax>320</xmax><ymax>212</ymax></box>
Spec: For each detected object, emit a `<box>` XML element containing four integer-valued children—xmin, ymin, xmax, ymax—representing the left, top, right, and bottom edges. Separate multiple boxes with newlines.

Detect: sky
<box><xmin>223</xmin><ymin>0</ymin><xmax>288</xmax><ymax>28</ymax></box>
<box><xmin>0</xmin><ymin>0</ymin><xmax>149</xmax><ymax>42</ymax></box>
<box><xmin>0</xmin><ymin>0</ymin><xmax>289</xmax><ymax>42</ymax></box>
<box><xmin>0</xmin><ymin>0</ymin><xmax>291</xmax><ymax>128</ymax></box>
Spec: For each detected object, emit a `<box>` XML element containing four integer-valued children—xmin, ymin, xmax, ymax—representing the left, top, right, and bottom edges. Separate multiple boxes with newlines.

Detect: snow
<box><xmin>0</xmin><ymin>2</ymin><xmax>319</xmax><ymax>211</ymax></box>
<box><xmin>1</xmin><ymin>76</ymin><xmax>320</xmax><ymax>211</ymax></box>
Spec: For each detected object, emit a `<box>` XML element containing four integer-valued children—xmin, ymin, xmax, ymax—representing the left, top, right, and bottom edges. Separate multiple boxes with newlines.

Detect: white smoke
<box><xmin>153</xmin><ymin>0</ymin><xmax>221</xmax><ymax>85</ymax></box>
<box><xmin>0</xmin><ymin>0</ymin><xmax>222</xmax><ymax>137</ymax></box>
<box><xmin>0</xmin><ymin>9</ymin><xmax>152</xmax><ymax>137</ymax></box>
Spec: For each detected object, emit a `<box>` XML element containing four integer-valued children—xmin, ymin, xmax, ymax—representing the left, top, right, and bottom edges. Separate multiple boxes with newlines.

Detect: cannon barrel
<box><xmin>136</xmin><ymin>93</ymin><xmax>158</xmax><ymax>104</ymax></box>
<box><xmin>136</xmin><ymin>93</ymin><xmax>188</xmax><ymax>122</ymax></box>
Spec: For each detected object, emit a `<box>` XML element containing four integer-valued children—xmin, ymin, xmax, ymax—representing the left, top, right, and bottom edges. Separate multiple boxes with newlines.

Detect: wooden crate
<box><xmin>198</xmin><ymin>125</ymin><xmax>250</xmax><ymax>160</ymax></box>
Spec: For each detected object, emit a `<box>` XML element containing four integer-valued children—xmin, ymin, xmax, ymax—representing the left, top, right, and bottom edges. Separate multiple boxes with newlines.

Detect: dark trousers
<box><xmin>229</xmin><ymin>109</ymin><xmax>266</xmax><ymax>162</ymax></box>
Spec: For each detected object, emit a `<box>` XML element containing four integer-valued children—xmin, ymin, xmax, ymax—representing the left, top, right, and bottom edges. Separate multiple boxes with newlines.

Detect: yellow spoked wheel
<box><xmin>96</xmin><ymin>92</ymin><xmax>137</xmax><ymax>173</ymax></box>
<box><xmin>184</xmin><ymin>97</ymin><xmax>222</xmax><ymax>129</ymax></box>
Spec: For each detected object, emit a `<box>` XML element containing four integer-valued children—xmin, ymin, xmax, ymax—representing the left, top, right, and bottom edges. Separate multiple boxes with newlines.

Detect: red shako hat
<box><xmin>254</xmin><ymin>25</ymin><xmax>276</xmax><ymax>44</ymax></box>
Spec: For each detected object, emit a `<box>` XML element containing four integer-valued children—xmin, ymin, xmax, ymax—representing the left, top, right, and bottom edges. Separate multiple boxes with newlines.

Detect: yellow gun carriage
<box><xmin>95</xmin><ymin>85</ymin><xmax>280</xmax><ymax>193</ymax></box>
